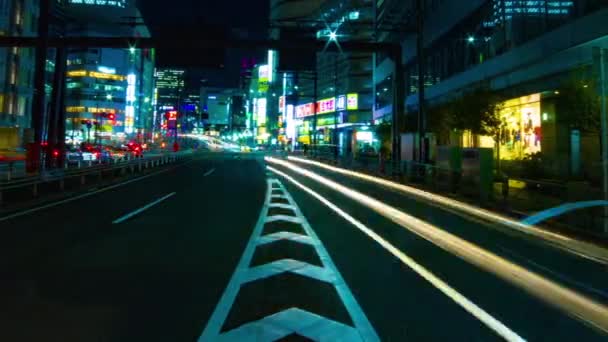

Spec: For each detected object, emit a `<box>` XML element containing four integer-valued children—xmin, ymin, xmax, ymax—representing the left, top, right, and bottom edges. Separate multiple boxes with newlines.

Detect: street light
<box><xmin>106</xmin><ymin>94</ymin><xmax>113</xmax><ymax>101</ymax></box>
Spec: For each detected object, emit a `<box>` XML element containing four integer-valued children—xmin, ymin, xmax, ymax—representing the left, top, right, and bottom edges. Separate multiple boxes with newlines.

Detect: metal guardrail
<box><xmin>0</xmin><ymin>151</ymin><xmax>192</xmax><ymax>207</ymax></box>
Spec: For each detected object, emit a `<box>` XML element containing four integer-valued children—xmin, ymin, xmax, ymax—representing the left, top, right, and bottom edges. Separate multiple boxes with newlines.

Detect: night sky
<box><xmin>137</xmin><ymin>0</ymin><xmax>269</xmax><ymax>88</ymax></box>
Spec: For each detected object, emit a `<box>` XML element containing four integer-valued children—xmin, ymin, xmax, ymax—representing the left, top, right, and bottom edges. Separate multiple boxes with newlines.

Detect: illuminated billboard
<box><xmin>278</xmin><ymin>96</ymin><xmax>285</xmax><ymax>113</ymax></box>
<box><xmin>256</xmin><ymin>98</ymin><xmax>267</xmax><ymax>125</ymax></box>
<box><xmin>295</xmin><ymin>103</ymin><xmax>315</xmax><ymax>118</ymax></box>
<box><xmin>347</xmin><ymin>94</ymin><xmax>358</xmax><ymax>110</ymax></box>
<box><xmin>258</xmin><ymin>65</ymin><xmax>269</xmax><ymax>92</ymax></box>
<box><xmin>125</xmin><ymin>73</ymin><xmax>136</xmax><ymax>134</ymax></box>
<box><xmin>295</xmin><ymin>93</ymin><xmax>358</xmax><ymax>118</ymax></box>
<box><xmin>317</xmin><ymin>98</ymin><xmax>335</xmax><ymax>114</ymax></box>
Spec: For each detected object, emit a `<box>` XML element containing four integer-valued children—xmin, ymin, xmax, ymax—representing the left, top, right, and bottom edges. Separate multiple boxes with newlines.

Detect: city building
<box><xmin>374</xmin><ymin>0</ymin><xmax>608</xmax><ymax>180</ymax></box>
<box><xmin>155</xmin><ymin>68</ymin><xmax>185</xmax><ymax>112</ymax></box>
<box><xmin>63</xmin><ymin>1</ymin><xmax>155</xmax><ymax>145</ymax></box>
<box><xmin>154</xmin><ymin>68</ymin><xmax>185</xmax><ymax>136</ymax></box>
<box><xmin>270</xmin><ymin>0</ymin><xmax>375</xmax><ymax>153</ymax></box>
<box><xmin>200</xmin><ymin>86</ymin><xmax>245</xmax><ymax>135</ymax></box>
<box><xmin>0</xmin><ymin>0</ymin><xmax>40</xmax><ymax>150</ymax></box>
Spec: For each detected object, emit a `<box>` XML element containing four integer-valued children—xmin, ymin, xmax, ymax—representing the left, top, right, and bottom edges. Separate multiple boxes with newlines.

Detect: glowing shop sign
<box><xmin>336</xmin><ymin>95</ymin><xmax>346</xmax><ymax>111</ymax></box>
<box><xmin>257</xmin><ymin>98</ymin><xmax>267</xmax><ymax>125</ymax></box>
<box><xmin>125</xmin><ymin>73</ymin><xmax>136</xmax><ymax>134</ymax></box>
<box><xmin>347</xmin><ymin>93</ymin><xmax>358</xmax><ymax>110</ymax></box>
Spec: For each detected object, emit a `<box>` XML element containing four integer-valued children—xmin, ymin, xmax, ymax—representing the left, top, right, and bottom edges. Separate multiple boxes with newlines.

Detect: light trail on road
<box><xmin>268</xmin><ymin>166</ymin><xmax>526</xmax><ymax>342</ymax></box>
<box><xmin>286</xmin><ymin>156</ymin><xmax>608</xmax><ymax>265</ymax></box>
<box><xmin>267</xmin><ymin>157</ymin><xmax>608</xmax><ymax>335</ymax></box>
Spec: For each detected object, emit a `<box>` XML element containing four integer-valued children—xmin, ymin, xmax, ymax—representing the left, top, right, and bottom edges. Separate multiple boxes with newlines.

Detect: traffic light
<box><xmin>107</xmin><ymin>113</ymin><xmax>116</xmax><ymax>121</ymax></box>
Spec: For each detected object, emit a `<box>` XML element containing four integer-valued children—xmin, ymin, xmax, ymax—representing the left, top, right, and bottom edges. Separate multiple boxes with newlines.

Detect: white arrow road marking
<box><xmin>199</xmin><ymin>178</ymin><xmax>379</xmax><ymax>342</ymax></box>
<box><xmin>216</xmin><ymin>308</ymin><xmax>363</xmax><ymax>342</ymax></box>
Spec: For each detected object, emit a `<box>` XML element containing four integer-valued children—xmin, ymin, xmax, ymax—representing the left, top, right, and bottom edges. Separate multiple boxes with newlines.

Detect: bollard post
<box><xmin>88</xmin><ymin>160</ymin><xmax>92</xmax><ymax>167</ymax></box>
<box><xmin>32</xmin><ymin>183</ymin><xmax>38</xmax><ymax>197</ymax></box>
<box><xmin>81</xmin><ymin>174</ymin><xmax>85</xmax><ymax>185</ymax></box>
<box><xmin>59</xmin><ymin>179</ymin><xmax>65</xmax><ymax>191</ymax></box>
<box><xmin>139</xmin><ymin>161</ymin><xmax>142</xmax><ymax>172</ymax></box>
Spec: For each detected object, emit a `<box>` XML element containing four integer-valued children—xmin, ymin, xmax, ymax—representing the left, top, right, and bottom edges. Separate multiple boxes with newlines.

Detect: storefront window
<box><xmin>460</xmin><ymin>93</ymin><xmax>542</xmax><ymax>160</ymax></box>
<box><xmin>499</xmin><ymin>93</ymin><xmax>542</xmax><ymax>160</ymax></box>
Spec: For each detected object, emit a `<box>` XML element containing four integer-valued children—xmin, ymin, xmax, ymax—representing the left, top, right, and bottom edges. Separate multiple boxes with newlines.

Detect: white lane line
<box><xmin>268</xmin><ymin>166</ymin><xmax>526</xmax><ymax>342</ymax></box>
<box><xmin>112</xmin><ymin>192</ymin><xmax>176</xmax><ymax>224</ymax></box>
<box><xmin>267</xmin><ymin>157</ymin><xmax>608</xmax><ymax>334</ymax></box>
<box><xmin>0</xmin><ymin>164</ymin><xmax>181</xmax><ymax>223</ymax></box>
<box><xmin>203</xmin><ymin>168</ymin><xmax>215</xmax><ymax>177</ymax></box>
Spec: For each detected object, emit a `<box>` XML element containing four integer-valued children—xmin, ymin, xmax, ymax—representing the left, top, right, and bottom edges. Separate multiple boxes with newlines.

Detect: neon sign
<box><xmin>125</xmin><ymin>73</ymin><xmax>136</xmax><ymax>134</ymax></box>
<box><xmin>347</xmin><ymin>94</ymin><xmax>358</xmax><ymax>110</ymax></box>
<box><xmin>295</xmin><ymin>93</ymin><xmax>358</xmax><ymax>118</ymax></box>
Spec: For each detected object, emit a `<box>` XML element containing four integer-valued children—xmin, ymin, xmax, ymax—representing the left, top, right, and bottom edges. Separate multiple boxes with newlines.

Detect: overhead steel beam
<box><xmin>0</xmin><ymin>36</ymin><xmax>395</xmax><ymax>53</ymax></box>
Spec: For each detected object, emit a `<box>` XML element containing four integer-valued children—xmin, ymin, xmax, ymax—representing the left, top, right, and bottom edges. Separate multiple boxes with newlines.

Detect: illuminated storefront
<box><xmin>499</xmin><ymin>93</ymin><xmax>542</xmax><ymax>160</ymax></box>
<box><xmin>465</xmin><ymin>93</ymin><xmax>542</xmax><ymax>160</ymax></box>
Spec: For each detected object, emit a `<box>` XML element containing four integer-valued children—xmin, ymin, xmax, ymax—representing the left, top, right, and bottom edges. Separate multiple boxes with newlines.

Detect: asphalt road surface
<box><xmin>1</xmin><ymin>152</ymin><xmax>607</xmax><ymax>341</ymax></box>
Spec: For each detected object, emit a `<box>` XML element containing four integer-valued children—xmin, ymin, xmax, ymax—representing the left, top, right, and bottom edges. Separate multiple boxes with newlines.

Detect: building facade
<box><xmin>64</xmin><ymin>1</ymin><xmax>155</xmax><ymax>145</ymax></box>
<box><xmin>270</xmin><ymin>0</ymin><xmax>375</xmax><ymax>153</ymax></box>
<box><xmin>374</xmin><ymin>0</ymin><xmax>608</xmax><ymax>179</ymax></box>
<box><xmin>155</xmin><ymin>68</ymin><xmax>185</xmax><ymax>111</ymax></box>
<box><xmin>0</xmin><ymin>0</ymin><xmax>39</xmax><ymax>150</ymax></box>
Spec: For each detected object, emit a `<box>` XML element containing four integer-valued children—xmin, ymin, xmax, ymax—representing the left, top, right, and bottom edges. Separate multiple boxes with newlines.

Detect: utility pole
<box><xmin>416</xmin><ymin>0</ymin><xmax>426</xmax><ymax>162</ymax></box>
<box><xmin>392</xmin><ymin>46</ymin><xmax>404</xmax><ymax>172</ymax></box>
<box><xmin>596</xmin><ymin>47</ymin><xmax>608</xmax><ymax>234</ymax></box>
<box><xmin>312</xmin><ymin>71</ymin><xmax>318</xmax><ymax>156</ymax></box>
<box><xmin>30</xmin><ymin>0</ymin><xmax>50</xmax><ymax>172</ymax></box>
<box><xmin>334</xmin><ymin>54</ymin><xmax>339</xmax><ymax>161</ymax></box>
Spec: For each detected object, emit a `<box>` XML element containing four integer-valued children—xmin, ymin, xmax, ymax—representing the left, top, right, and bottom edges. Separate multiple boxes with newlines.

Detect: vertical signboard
<box><xmin>347</xmin><ymin>93</ymin><xmax>358</xmax><ymax>110</ymax></box>
<box><xmin>125</xmin><ymin>73</ymin><xmax>136</xmax><ymax>134</ymax></box>
<box><xmin>257</xmin><ymin>98</ymin><xmax>267</xmax><ymax>125</ymax></box>
<box><xmin>258</xmin><ymin>65</ymin><xmax>269</xmax><ymax>92</ymax></box>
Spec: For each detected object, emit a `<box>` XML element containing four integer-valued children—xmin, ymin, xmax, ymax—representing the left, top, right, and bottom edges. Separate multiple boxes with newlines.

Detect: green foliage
<box><xmin>427</xmin><ymin>87</ymin><xmax>503</xmax><ymax>142</ymax></box>
<box><xmin>451</xmin><ymin>87</ymin><xmax>503</xmax><ymax>137</ymax></box>
<box><xmin>556</xmin><ymin>71</ymin><xmax>600</xmax><ymax>134</ymax></box>
<box><xmin>375</xmin><ymin>122</ymin><xmax>393</xmax><ymax>156</ymax></box>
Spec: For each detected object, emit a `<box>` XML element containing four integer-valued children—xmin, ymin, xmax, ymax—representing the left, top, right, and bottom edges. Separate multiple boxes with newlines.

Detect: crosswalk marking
<box><xmin>198</xmin><ymin>178</ymin><xmax>379</xmax><ymax>342</ymax></box>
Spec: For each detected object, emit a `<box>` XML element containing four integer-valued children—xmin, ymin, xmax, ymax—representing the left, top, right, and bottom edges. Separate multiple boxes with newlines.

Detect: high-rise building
<box><xmin>0</xmin><ymin>0</ymin><xmax>39</xmax><ymax>150</ymax></box>
<box><xmin>67</xmin><ymin>0</ymin><xmax>126</xmax><ymax>8</ymax></box>
<box><xmin>374</xmin><ymin>0</ymin><xmax>608</xmax><ymax>178</ymax></box>
<box><xmin>155</xmin><ymin>69</ymin><xmax>185</xmax><ymax>107</ymax></box>
<box><xmin>155</xmin><ymin>68</ymin><xmax>185</xmax><ymax>110</ymax></box>
<box><xmin>63</xmin><ymin>1</ymin><xmax>155</xmax><ymax>144</ymax></box>
<box><xmin>269</xmin><ymin>0</ymin><xmax>373</xmax><ymax>153</ymax></box>
<box><xmin>154</xmin><ymin>68</ymin><xmax>185</xmax><ymax>135</ymax></box>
